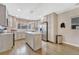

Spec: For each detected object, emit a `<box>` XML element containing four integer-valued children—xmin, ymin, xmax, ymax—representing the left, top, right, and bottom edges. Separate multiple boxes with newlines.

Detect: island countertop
<box><xmin>25</xmin><ymin>31</ymin><xmax>42</xmax><ymax>35</ymax></box>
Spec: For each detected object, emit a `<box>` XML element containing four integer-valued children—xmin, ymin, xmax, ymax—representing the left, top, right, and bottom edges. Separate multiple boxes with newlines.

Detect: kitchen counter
<box><xmin>25</xmin><ymin>31</ymin><xmax>42</xmax><ymax>51</ymax></box>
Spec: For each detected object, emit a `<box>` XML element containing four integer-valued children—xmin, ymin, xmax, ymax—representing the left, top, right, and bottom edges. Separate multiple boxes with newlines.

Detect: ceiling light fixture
<box><xmin>17</xmin><ymin>9</ymin><xmax>21</xmax><ymax>11</ymax></box>
<box><xmin>16</xmin><ymin>15</ymin><xmax>18</xmax><ymax>17</ymax></box>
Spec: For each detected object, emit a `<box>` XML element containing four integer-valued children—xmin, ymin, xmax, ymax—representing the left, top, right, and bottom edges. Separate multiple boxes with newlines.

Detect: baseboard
<box><xmin>26</xmin><ymin>42</ymin><xmax>41</xmax><ymax>52</ymax></box>
<box><xmin>63</xmin><ymin>41</ymin><xmax>79</xmax><ymax>48</ymax></box>
<box><xmin>0</xmin><ymin>46</ymin><xmax>13</xmax><ymax>53</ymax></box>
<box><xmin>42</xmin><ymin>39</ymin><xmax>48</xmax><ymax>42</ymax></box>
<box><xmin>47</xmin><ymin>40</ymin><xmax>56</xmax><ymax>43</ymax></box>
<box><xmin>15</xmin><ymin>38</ymin><xmax>25</xmax><ymax>41</ymax></box>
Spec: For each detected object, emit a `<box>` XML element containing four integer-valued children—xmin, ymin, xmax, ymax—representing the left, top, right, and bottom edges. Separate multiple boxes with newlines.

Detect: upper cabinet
<box><xmin>0</xmin><ymin>4</ymin><xmax>7</xmax><ymax>26</ymax></box>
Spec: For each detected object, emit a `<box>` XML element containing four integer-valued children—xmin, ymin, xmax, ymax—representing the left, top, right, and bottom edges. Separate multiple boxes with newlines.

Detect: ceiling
<box><xmin>3</xmin><ymin>3</ymin><xmax>79</xmax><ymax>20</ymax></box>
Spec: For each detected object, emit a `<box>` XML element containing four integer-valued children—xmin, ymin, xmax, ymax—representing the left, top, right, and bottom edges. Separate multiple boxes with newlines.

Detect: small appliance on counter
<box><xmin>0</xmin><ymin>25</ymin><xmax>7</xmax><ymax>33</ymax></box>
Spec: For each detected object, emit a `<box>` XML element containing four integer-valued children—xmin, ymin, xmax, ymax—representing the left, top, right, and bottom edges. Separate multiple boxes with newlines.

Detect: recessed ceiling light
<box><xmin>17</xmin><ymin>9</ymin><xmax>21</xmax><ymax>11</ymax></box>
<box><xmin>16</xmin><ymin>15</ymin><xmax>18</xmax><ymax>17</ymax></box>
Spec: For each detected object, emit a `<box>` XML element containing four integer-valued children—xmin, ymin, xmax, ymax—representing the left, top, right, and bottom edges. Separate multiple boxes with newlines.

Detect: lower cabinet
<box><xmin>15</xmin><ymin>32</ymin><xmax>26</xmax><ymax>40</ymax></box>
<box><xmin>0</xmin><ymin>33</ymin><xmax>13</xmax><ymax>52</ymax></box>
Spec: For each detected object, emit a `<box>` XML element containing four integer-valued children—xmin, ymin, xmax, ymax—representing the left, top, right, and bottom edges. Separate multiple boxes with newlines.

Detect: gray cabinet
<box><xmin>0</xmin><ymin>4</ymin><xmax>6</xmax><ymax>26</ymax></box>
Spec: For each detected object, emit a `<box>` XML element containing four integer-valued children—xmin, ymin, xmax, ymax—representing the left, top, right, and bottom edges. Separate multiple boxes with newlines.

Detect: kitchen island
<box><xmin>26</xmin><ymin>31</ymin><xmax>42</xmax><ymax>51</ymax></box>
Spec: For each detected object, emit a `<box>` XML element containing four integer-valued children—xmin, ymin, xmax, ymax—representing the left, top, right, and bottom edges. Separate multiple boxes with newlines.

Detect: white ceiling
<box><xmin>3</xmin><ymin>3</ymin><xmax>79</xmax><ymax>20</ymax></box>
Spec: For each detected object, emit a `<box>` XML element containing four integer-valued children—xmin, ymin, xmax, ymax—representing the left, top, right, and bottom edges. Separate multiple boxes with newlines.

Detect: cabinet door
<box><xmin>0</xmin><ymin>33</ymin><xmax>13</xmax><ymax>52</ymax></box>
<box><xmin>0</xmin><ymin>4</ymin><xmax>6</xmax><ymax>26</ymax></box>
<box><xmin>48</xmin><ymin>14</ymin><xmax>54</xmax><ymax>42</ymax></box>
<box><xmin>26</xmin><ymin>34</ymin><xmax>34</xmax><ymax>49</ymax></box>
<box><xmin>47</xmin><ymin>13</ymin><xmax>57</xmax><ymax>43</ymax></box>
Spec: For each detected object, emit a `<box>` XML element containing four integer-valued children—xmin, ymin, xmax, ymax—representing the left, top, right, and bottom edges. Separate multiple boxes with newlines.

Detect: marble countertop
<box><xmin>25</xmin><ymin>31</ymin><xmax>42</xmax><ymax>35</ymax></box>
<box><xmin>0</xmin><ymin>33</ymin><xmax>12</xmax><ymax>35</ymax></box>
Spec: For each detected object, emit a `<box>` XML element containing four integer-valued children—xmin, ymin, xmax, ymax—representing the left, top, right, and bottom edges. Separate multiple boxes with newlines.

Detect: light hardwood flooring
<box><xmin>0</xmin><ymin>39</ymin><xmax>79</xmax><ymax>55</ymax></box>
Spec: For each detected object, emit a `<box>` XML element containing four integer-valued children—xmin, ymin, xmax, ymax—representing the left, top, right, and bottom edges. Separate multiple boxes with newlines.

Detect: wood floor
<box><xmin>0</xmin><ymin>39</ymin><xmax>79</xmax><ymax>55</ymax></box>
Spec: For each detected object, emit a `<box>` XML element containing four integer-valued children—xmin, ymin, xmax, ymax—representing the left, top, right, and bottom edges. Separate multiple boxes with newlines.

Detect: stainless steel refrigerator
<box><xmin>41</xmin><ymin>21</ymin><xmax>48</xmax><ymax>42</ymax></box>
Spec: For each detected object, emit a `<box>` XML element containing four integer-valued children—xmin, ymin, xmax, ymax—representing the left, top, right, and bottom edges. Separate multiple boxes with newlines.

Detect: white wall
<box><xmin>58</xmin><ymin>7</ymin><xmax>79</xmax><ymax>47</ymax></box>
